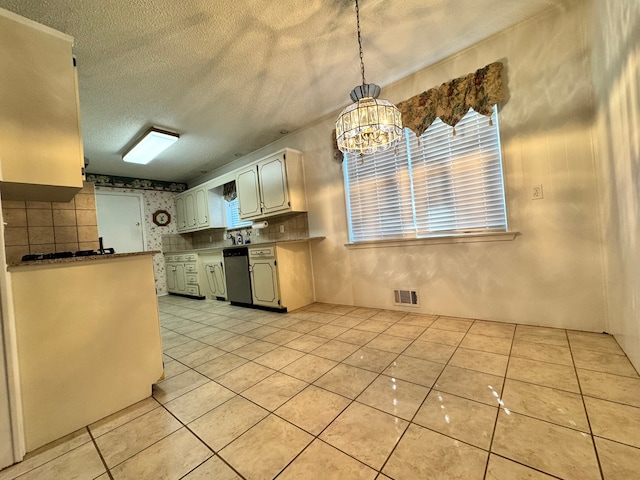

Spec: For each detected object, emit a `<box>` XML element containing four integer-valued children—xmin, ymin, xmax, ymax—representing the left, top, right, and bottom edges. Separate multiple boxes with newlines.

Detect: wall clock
<box><xmin>152</xmin><ymin>209</ymin><xmax>171</xmax><ymax>226</ymax></box>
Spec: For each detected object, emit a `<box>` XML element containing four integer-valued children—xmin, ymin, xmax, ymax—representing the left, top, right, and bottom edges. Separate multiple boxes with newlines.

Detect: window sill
<box><xmin>344</xmin><ymin>231</ymin><xmax>520</xmax><ymax>250</ymax></box>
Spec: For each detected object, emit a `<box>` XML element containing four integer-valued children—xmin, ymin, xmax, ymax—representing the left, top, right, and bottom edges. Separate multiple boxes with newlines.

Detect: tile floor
<box><xmin>2</xmin><ymin>296</ymin><xmax>640</xmax><ymax>479</ymax></box>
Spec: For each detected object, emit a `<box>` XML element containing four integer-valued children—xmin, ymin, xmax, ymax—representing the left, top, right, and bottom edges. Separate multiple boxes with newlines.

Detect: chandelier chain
<box><xmin>355</xmin><ymin>0</ymin><xmax>366</xmax><ymax>86</ymax></box>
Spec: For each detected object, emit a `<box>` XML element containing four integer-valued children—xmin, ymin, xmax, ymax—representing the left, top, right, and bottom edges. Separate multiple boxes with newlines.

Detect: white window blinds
<box><xmin>226</xmin><ymin>197</ymin><xmax>252</xmax><ymax>229</ymax></box>
<box><xmin>344</xmin><ymin>106</ymin><xmax>507</xmax><ymax>242</ymax></box>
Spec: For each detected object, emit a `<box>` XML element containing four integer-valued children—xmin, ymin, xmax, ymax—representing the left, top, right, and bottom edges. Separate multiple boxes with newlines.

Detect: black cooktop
<box><xmin>21</xmin><ymin>249</ymin><xmax>115</xmax><ymax>262</ymax></box>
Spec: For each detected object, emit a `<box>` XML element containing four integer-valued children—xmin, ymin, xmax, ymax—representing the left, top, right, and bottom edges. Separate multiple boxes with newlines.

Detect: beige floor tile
<box><xmin>414</xmin><ymin>390</ymin><xmax>498</xmax><ymax>449</ymax></box>
<box><xmin>371</xmin><ymin>310</ymin><xmax>407</xmax><ymax>322</ymax></box>
<box><xmin>511</xmin><ymin>340</ymin><xmax>573</xmax><ymax>366</ymax></box>
<box><xmin>356</xmin><ymin>375</ymin><xmax>429</xmax><ymax>420</ymax></box>
<box><xmin>514</xmin><ymin>325</ymin><xmax>568</xmax><ymax>347</ymax></box>
<box><xmin>330</xmin><ymin>315</ymin><xmax>365</xmax><ymax>328</ymax></box>
<box><xmin>314</xmin><ymin>363</ymin><xmax>377</xmax><ymax>399</ymax></box>
<box><xmin>311</xmin><ymin>339</ymin><xmax>361</xmax><ymax>361</ymax></box>
<box><xmin>0</xmin><ymin>429</ymin><xmax>91</xmax><ymax>480</ymax></box>
<box><xmin>578</xmin><ymin>368</ymin><xmax>640</xmax><ymax>407</ymax></box>
<box><xmin>261</xmin><ymin>329</ymin><xmax>303</xmax><ymax>345</ymax></box>
<box><xmin>397</xmin><ymin>313</ymin><xmax>437</xmax><ymax>327</ymax></box>
<box><xmin>327</xmin><ymin>304</ymin><xmax>359</xmax><ymax>315</ymax></box>
<box><xmin>182</xmin><ymin>456</ymin><xmax>242</xmax><ymax>480</ymax></box>
<box><xmin>199</xmin><ymin>330</ymin><xmax>237</xmax><ymax>346</ymax></box>
<box><xmin>584</xmin><ymin>396</ymin><xmax>640</xmax><ymax>447</ymax></box>
<box><xmin>572</xmin><ymin>348</ymin><xmax>639</xmax><ymax>378</ymax></box>
<box><xmin>186</xmin><ymin>325</ymin><xmax>222</xmax><ymax>339</ymax></box>
<box><xmin>567</xmin><ymin>331</ymin><xmax>624</xmax><ymax>354</ymax></box>
<box><xmin>365</xmin><ymin>334</ymin><xmax>412</xmax><ymax>353</ymax></box>
<box><xmin>164</xmin><ymin>339</ymin><xmax>210</xmax><ymax>360</ymax></box>
<box><xmin>242</xmin><ymin>372</ymin><xmax>307</xmax><ymax>410</ymax></box>
<box><xmin>320</xmin><ymin>403</ymin><xmax>408</xmax><ymax>470</ymax></box>
<box><xmin>431</xmin><ymin>316</ymin><xmax>474</xmax><ymax>332</ymax></box>
<box><xmin>507</xmin><ymin>356</ymin><xmax>580</xmax><ymax>393</ymax></box>
<box><xmin>227</xmin><ymin>321</ymin><xmax>263</xmax><ymax>334</ymax></box>
<box><xmin>164</xmin><ymin>381</ymin><xmax>236</xmax><ymax>423</ymax></box>
<box><xmin>276</xmin><ymin>385</ymin><xmax>350</xmax><ymax>435</ymax></box>
<box><xmin>348</xmin><ymin>307</ymin><xmax>381</xmax><ymax>318</ymax></box>
<box><xmin>485</xmin><ymin>454</ymin><xmax>556</xmax><ymax>479</ymax></box>
<box><xmin>278</xmin><ymin>439</ymin><xmax>377</xmax><ymax>480</ymax></box>
<box><xmin>94</xmin><ymin>407</ymin><xmax>181</xmax><ymax>467</ymax></box>
<box><xmin>311</xmin><ymin>324</ymin><xmax>349</xmax><ymax>339</ymax></box>
<box><xmin>335</xmin><ymin>329</ymin><xmax>378</xmax><ymax>345</ymax></box>
<box><xmin>383</xmin><ymin>355</ymin><xmax>444</xmax><ymax>387</ymax></box>
<box><xmin>343</xmin><ymin>347</ymin><xmax>398</xmax><ymax>373</ymax></box>
<box><xmin>220</xmin><ymin>415</ymin><xmax>312</xmax><ymax>480</ymax></box>
<box><xmin>216</xmin><ymin>334</ymin><xmax>256</xmax><ymax>352</ymax></box>
<box><xmin>194</xmin><ymin>353</ymin><xmax>248</xmax><ymax>379</ymax></box>
<box><xmin>15</xmin><ymin>442</ymin><xmax>105</xmax><ymax>480</ymax></box>
<box><xmin>353</xmin><ymin>319</ymin><xmax>393</xmax><ymax>333</ymax></box>
<box><xmin>254</xmin><ymin>346</ymin><xmax>305</xmax><ymax>370</ymax></box>
<box><xmin>89</xmin><ymin>397</ymin><xmax>159</xmax><ymax>438</ymax></box>
<box><xmin>595</xmin><ymin>437</ymin><xmax>640</xmax><ymax>480</ymax></box>
<box><xmin>417</xmin><ymin>327</ymin><xmax>466</xmax><ymax>346</ymax></box>
<box><xmin>383</xmin><ymin>324</ymin><xmax>427</xmax><ymax>339</ymax></box>
<box><xmin>161</xmin><ymin>332</ymin><xmax>193</xmax><ymax>350</ymax></box>
<box><xmin>449</xmin><ymin>348</ymin><xmax>509</xmax><ymax>376</ymax></box>
<box><xmin>244</xmin><ymin>325</ymin><xmax>280</xmax><ymax>339</ymax></box>
<box><xmin>402</xmin><ymin>340</ymin><xmax>456</xmax><ymax>364</ymax></box>
<box><xmin>110</xmin><ymin>428</ymin><xmax>212</xmax><ymax>480</ymax></box>
<box><xmin>468</xmin><ymin>320</ymin><xmax>515</xmax><ymax>339</ymax></box>
<box><xmin>288</xmin><ymin>320</ymin><xmax>325</xmax><ymax>333</ymax></box>
<box><xmin>284</xmin><ymin>334</ymin><xmax>329</xmax><ymax>352</ymax></box>
<box><xmin>280</xmin><ymin>354</ymin><xmax>338</xmax><ymax>382</ymax></box>
<box><xmin>501</xmin><ymin>379</ymin><xmax>589</xmax><ymax>431</ymax></box>
<box><xmin>215</xmin><ymin>361</ymin><xmax>275</xmax><ymax>392</ymax></box>
<box><xmin>383</xmin><ymin>424</ymin><xmax>487</xmax><ymax>480</ymax></box>
<box><xmin>162</xmin><ymin>359</ymin><xmax>191</xmax><ymax>380</ymax></box>
<box><xmin>460</xmin><ymin>333</ymin><xmax>513</xmax><ymax>355</ymax></box>
<box><xmin>179</xmin><ymin>345</ymin><xmax>226</xmax><ymax>368</ymax></box>
<box><xmin>189</xmin><ymin>396</ymin><xmax>268</xmax><ymax>451</ymax></box>
<box><xmin>231</xmin><ymin>339</ymin><xmax>278</xmax><ymax>360</ymax></box>
<box><xmin>435</xmin><ymin>365</ymin><xmax>504</xmax><ymax>406</ymax></box>
<box><xmin>492</xmin><ymin>410</ymin><xmax>601</xmax><ymax>480</ymax></box>
<box><xmin>152</xmin><ymin>369</ymin><xmax>210</xmax><ymax>403</ymax></box>
<box><xmin>310</xmin><ymin>312</ymin><xmax>343</xmax><ymax>324</ymax></box>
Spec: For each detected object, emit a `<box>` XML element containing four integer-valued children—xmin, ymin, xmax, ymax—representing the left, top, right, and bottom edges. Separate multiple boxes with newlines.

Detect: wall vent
<box><xmin>393</xmin><ymin>289</ymin><xmax>419</xmax><ymax>307</ymax></box>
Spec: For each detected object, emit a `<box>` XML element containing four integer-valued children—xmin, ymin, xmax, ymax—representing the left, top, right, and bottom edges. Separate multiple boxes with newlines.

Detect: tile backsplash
<box><xmin>2</xmin><ymin>182</ymin><xmax>100</xmax><ymax>264</ymax></box>
<box><xmin>162</xmin><ymin>212</ymin><xmax>310</xmax><ymax>252</ymax></box>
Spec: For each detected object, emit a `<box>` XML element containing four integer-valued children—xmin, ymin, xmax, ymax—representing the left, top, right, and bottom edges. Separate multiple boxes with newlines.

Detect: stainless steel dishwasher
<box><xmin>223</xmin><ymin>247</ymin><xmax>253</xmax><ymax>307</ymax></box>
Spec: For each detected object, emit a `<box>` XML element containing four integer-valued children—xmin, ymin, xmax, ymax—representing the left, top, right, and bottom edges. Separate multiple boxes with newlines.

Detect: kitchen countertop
<box><xmin>165</xmin><ymin>237</ymin><xmax>325</xmax><ymax>255</ymax></box>
<box><xmin>8</xmin><ymin>251</ymin><xmax>160</xmax><ymax>270</ymax></box>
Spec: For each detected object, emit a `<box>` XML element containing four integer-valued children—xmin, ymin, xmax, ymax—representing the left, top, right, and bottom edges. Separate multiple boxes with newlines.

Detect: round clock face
<box><xmin>152</xmin><ymin>210</ymin><xmax>171</xmax><ymax>226</ymax></box>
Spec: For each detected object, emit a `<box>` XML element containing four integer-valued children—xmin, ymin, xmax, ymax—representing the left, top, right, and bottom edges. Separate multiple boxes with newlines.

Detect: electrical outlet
<box><xmin>279</xmin><ymin>225</ymin><xmax>285</xmax><ymax>233</ymax></box>
<box><xmin>532</xmin><ymin>184</ymin><xmax>543</xmax><ymax>200</ymax></box>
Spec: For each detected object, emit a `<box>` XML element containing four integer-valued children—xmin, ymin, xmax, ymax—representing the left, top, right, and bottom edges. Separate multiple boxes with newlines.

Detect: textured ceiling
<box><xmin>0</xmin><ymin>0</ymin><xmax>573</xmax><ymax>183</ymax></box>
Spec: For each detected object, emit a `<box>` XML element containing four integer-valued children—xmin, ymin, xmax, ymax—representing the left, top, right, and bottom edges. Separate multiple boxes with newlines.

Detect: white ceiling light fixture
<box><xmin>123</xmin><ymin>127</ymin><xmax>179</xmax><ymax>165</ymax></box>
<box><xmin>335</xmin><ymin>0</ymin><xmax>403</xmax><ymax>155</ymax></box>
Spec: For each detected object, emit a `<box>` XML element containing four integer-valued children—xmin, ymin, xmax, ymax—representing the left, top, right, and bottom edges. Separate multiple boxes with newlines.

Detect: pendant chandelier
<box><xmin>335</xmin><ymin>0</ymin><xmax>403</xmax><ymax>155</ymax></box>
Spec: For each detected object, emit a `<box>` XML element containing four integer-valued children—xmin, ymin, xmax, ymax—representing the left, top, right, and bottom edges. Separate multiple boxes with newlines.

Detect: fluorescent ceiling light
<box><xmin>123</xmin><ymin>127</ymin><xmax>179</xmax><ymax>164</ymax></box>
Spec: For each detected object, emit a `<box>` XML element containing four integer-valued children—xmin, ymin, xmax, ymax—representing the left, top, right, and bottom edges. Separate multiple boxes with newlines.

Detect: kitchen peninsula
<box><xmin>8</xmin><ymin>252</ymin><xmax>163</xmax><ymax>451</ymax></box>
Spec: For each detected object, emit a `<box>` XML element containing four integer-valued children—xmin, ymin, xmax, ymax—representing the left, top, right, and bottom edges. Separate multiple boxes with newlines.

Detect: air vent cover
<box><xmin>393</xmin><ymin>289</ymin><xmax>419</xmax><ymax>307</ymax></box>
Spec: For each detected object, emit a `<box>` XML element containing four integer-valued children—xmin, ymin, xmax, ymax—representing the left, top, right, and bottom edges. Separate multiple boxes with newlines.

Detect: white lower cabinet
<box><xmin>248</xmin><ymin>242</ymin><xmax>314</xmax><ymax>311</ymax></box>
<box><xmin>199</xmin><ymin>251</ymin><xmax>227</xmax><ymax>300</ymax></box>
<box><xmin>165</xmin><ymin>253</ymin><xmax>202</xmax><ymax>297</ymax></box>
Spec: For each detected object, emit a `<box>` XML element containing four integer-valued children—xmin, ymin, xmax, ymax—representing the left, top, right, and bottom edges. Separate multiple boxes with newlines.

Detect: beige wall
<box><xmin>591</xmin><ymin>0</ymin><xmax>640</xmax><ymax>369</ymax></box>
<box><xmin>194</xmin><ymin>2</ymin><xmax>608</xmax><ymax>331</ymax></box>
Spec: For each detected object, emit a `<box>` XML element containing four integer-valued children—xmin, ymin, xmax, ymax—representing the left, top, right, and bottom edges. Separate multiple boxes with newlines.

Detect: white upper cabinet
<box><xmin>237</xmin><ymin>149</ymin><xmax>306</xmax><ymax>220</ymax></box>
<box><xmin>0</xmin><ymin>8</ymin><xmax>85</xmax><ymax>202</ymax></box>
<box><xmin>175</xmin><ymin>184</ymin><xmax>226</xmax><ymax>233</ymax></box>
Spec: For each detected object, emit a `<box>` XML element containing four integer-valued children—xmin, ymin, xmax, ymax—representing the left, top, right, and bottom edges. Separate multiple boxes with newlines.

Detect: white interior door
<box><xmin>96</xmin><ymin>192</ymin><xmax>145</xmax><ymax>254</ymax></box>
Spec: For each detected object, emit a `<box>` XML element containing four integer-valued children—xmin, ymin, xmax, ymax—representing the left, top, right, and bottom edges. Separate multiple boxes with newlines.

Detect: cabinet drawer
<box><xmin>185</xmin><ymin>263</ymin><xmax>197</xmax><ymax>273</ymax></box>
<box><xmin>186</xmin><ymin>285</ymin><xmax>200</xmax><ymax>296</ymax></box>
<box><xmin>184</xmin><ymin>254</ymin><xmax>197</xmax><ymax>261</ymax></box>
<box><xmin>186</xmin><ymin>274</ymin><xmax>198</xmax><ymax>284</ymax></box>
<box><xmin>174</xmin><ymin>255</ymin><xmax>185</xmax><ymax>262</ymax></box>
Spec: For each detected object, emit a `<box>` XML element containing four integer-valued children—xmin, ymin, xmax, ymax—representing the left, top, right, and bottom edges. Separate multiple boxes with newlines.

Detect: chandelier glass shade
<box><xmin>335</xmin><ymin>0</ymin><xmax>402</xmax><ymax>155</ymax></box>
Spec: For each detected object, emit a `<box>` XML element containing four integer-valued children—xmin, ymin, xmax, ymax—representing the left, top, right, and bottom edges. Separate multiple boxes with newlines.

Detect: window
<box><xmin>344</xmin><ymin>106</ymin><xmax>507</xmax><ymax>243</ymax></box>
<box><xmin>225</xmin><ymin>197</ymin><xmax>252</xmax><ymax>229</ymax></box>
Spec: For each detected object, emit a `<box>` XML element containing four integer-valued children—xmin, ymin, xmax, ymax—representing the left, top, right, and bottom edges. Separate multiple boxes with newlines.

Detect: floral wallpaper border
<box><xmin>87</xmin><ymin>173</ymin><xmax>187</xmax><ymax>193</ymax></box>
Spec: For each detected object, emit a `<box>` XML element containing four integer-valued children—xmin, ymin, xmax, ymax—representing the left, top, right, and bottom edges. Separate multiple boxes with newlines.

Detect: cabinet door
<box><xmin>175</xmin><ymin>195</ymin><xmax>187</xmax><ymax>232</ymax></box>
<box><xmin>166</xmin><ymin>265</ymin><xmax>177</xmax><ymax>291</ymax></box>
<box><xmin>194</xmin><ymin>187</ymin><xmax>209</xmax><ymax>228</ymax></box>
<box><xmin>175</xmin><ymin>264</ymin><xmax>187</xmax><ymax>293</ymax></box>
<box><xmin>258</xmin><ymin>154</ymin><xmax>290</xmax><ymax>215</ymax></box>
<box><xmin>184</xmin><ymin>192</ymin><xmax>197</xmax><ymax>229</ymax></box>
<box><xmin>236</xmin><ymin>168</ymin><xmax>262</xmax><ymax>219</ymax></box>
<box><xmin>212</xmin><ymin>263</ymin><xmax>226</xmax><ymax>297</ymax></box>
<box><xmin>250</xmin><ymin>259</ymin><xmax>279</xmax><ymax>307</ymax></box>
<box><xmin>0</xmin><ymin>12</ymin><xmax>84</xmax><ymax>201</ymax></box>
